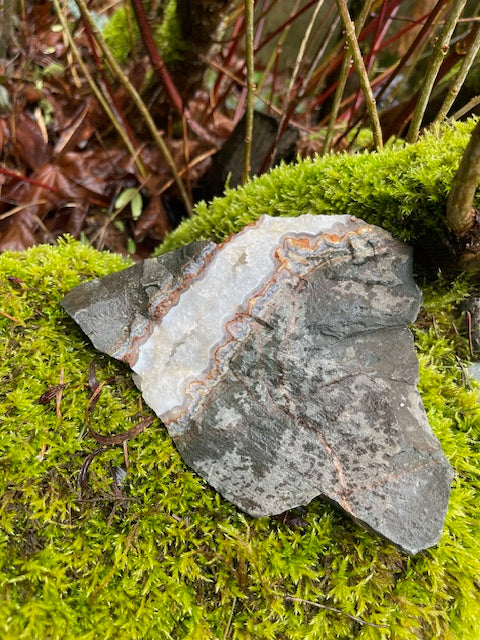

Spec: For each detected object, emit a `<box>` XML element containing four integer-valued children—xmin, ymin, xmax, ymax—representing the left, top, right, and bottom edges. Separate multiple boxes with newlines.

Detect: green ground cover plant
<box><xmin>159</xmin><ymin>119</ymin><xmax>479</xmax><ymax>254</ymax></box>
<box><xmin>1</xmin><ymin>121</ymin><xmax>480</xmax><ymax>639</ymax></box>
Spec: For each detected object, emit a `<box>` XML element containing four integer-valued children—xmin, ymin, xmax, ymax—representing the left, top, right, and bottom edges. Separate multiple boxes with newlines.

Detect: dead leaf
<box><xmin>14</xmin><ymin>112</ymin><xmax>51</xmax><ymax>169</ymax></box>
<box><xmin>39</xmin><ymin>383</ymin><xmax>67</xmax><ymax>405</ymax></box>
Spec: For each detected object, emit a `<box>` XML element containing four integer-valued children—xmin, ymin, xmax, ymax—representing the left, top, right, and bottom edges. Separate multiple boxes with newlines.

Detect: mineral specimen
<box><xmin>62</xmin><ymin>214</ymin><xmax>453</xmax><ymax>554</ymax></box>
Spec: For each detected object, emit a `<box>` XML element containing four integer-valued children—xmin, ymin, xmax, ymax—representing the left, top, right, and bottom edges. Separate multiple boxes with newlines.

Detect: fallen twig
<box><xmin>0</xmin><ymin>309</ymin><xmax>20</xmax><ymax>322</ymax></box>
<box><xmin>56</xmin><ymin>367</ymin><xmax>64</xmax><ymax>420</ymax></box>
<box><xmin>88</xmin><ymin>416</ymin><xmax>155</xmax><ymax>446</ymax></box>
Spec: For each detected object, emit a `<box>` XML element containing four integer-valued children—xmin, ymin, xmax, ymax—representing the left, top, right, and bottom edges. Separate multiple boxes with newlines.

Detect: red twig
<box><xmin>130</xmin><ymin>0</ymin><xmax>215</xmax><ymax>144</ymax></box>
<box><xmin>375</xmin><ymin>0</ymin><xmax>449</xmax><ymax>104</ymax></box>
<box><xmin>348</xmin><ymin>0</ymin><xmax>400</xmax><ymax>122</ymax></box>
<box><xmin>0</xmin><ymin>165</ymin><xmax>110</xmax><ymax>209</ymax></box>
<box><xmin>211</xmin><ymin>13</ymin><xmax>245</xmax><ymax>110</ymax></box>
<box><xmin>353</xmin><ymin>0</ymin><xmax>402</xmax><ymax>43</ymax></box>
<box><xmin>0</xmin><ymin>309</ymin><xmax>20</xmax><ymax>322</ymax></box>
<box><xmin>0</xmin><ymin>166</ymin><xmax>57</xmax><ymax>192</ymax></box>
<box><xmin>255</xmin><ymin>0</ymin><xmax>319</xmax><ymax>55</ymax></box>
<box><xmin>130</xmin><ymin>0</ymin><xmax>184</xmax><ymax>116</ymax></box>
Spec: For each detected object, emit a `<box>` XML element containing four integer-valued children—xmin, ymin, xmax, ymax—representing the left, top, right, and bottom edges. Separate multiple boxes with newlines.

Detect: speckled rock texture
<box><xmin>62</xmin><ymin>214</ymin><xmax>453</xmax><ymax>554</ymax></box>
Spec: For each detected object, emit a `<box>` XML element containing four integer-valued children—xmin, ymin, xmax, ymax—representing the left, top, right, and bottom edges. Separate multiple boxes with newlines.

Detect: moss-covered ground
<box><xmin>2</xmin><ymin>121</ymin><xmax>480</xmax><ymax>639</ymax></box>
<box><xmin>159</xmin><ymin>119</ymin><xmax>479</xmax><ymax>254</ymax></box>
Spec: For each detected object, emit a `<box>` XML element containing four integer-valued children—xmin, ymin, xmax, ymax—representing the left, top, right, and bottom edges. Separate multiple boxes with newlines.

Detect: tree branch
<box><xmin>446</xmin><ymin>118</ymin><xmax>480</xmax><ymax>235</ymax></box>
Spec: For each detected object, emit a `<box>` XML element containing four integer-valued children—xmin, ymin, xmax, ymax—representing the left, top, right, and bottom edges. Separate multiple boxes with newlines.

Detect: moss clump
<box><xmin>3</xmin><ymin>120</ymin><xmax>480</xmax><ymax>636</ymax></box>
<box><xmin>103</xmin><ymin>0</ymin><xmax>187</xmax><ymax>67</ymax></box>
<box><xmin>102</xmin><ymin>5</ymin><xmax>140</xmax><ymax>66</ymax></box>
<box><xmin>154</xmin><ymin>0</ymin><xmax>188</xmax><ymax>65</ymax></box>
<box><xmin>158</xmin><ymin>118</ymin><xmax>479</xmax><ymax>255</ymax></box>
<box><xmin>1</xmin><ymin>233</ymin><xmax>480</xmax><ymax>637</ymax></box>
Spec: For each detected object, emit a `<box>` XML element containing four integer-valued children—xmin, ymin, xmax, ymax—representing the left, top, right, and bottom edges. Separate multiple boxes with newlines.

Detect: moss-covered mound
<box><xmin>1</xmin><ymin>244</ymin><xmax>480</xmax><ymax>640</ymax></box>
<box><xmin>2</xmin><ymin>121</ymin><xmax>480</xmax><ymax>638</ymax></box>
<box><xmin>159</xmin><ymin>118</ymin><xmax>479</xmax><ymax>254</ymax></box>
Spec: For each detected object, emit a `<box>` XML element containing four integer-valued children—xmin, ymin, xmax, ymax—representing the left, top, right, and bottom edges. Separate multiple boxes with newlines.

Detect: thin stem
<box><xmin>265</xmin><ymin>0</ymin><xmax>324</xmax><ymax>171</ymax></box>
<box><xmin>128</xmin><ymin>0</ymin><xmax>217</xmax><ymax>147</ymax></box>
<box><xmin>80</xmin><ymin>14</ymin><xmax>141</xmax><ymax>156</ymax></box>
<box><xmin>452</xmin><ymin>96</ymin><xmax>480</xmax><ymax>120</ymax></box>
<box><xmin>52</xmin><ymin>0</ymin><xmax>147</xmax><ymax>178</ymax></box>
<box><xmin>434</xmin><ymin>23</ymin><xmax>480</xmax><ymax>124</ymax></box>
<box><xmin>446</xmin><ymin>118</ymin><xmax>480</xmax><ymax>235</ymax></box>
<box><xmin>255</xmin><ymin>0</ymin><xmax>298</xmax><ymax>96</ymax></box>
<box><xmin>255</xmin><ymin>0</ymin><xmax>319</xmax><ymax>55</ymax></box>
<box><xmin>73</xmin><ymin>0</ymin><xmax>192</xmax><ymax>214</ymax></box>
<box><xmin>348</xmin><ymin>0</ymin><xmax>399</xmax><ymax>123</ymax></box>
<box><xmin>375</xmin><ymin>0</ymin><xmax>448</xmax><ymax>106</ymax></box>
<box><xmin>287</xmin><ymin>0</ymin><xmax>325</xmax><ymax>102</ymax></box>
<box><xmin>323</xmin><ymin>0</ymin><xmax>374</xmax><ymax>155</ymax></box>
<box><xmin>302</xmin><ymin>3</ymin><xmax>339</xmax><ymax>94</ymax></box>
<box><xmin>242</xmin><ymin>0</ymin><xmax>255</xmax><ymax>184</ymax></box>
<box><xmin>130</xmin><ymin>0</ymin><xmax>184</xmax><ymax>116</ymax></box>
<box><xmin>0</xmin><ymin>0</ymin><xmax>13</xmax><ymax>58</ymax></box>
<box><xmin>335</xmin><ymin>0</ymin><xmax>383</xmax><ymax>151</ymax></box>
<box><xmin>407</xmin><ymin>0</ymin><xmax>467</xmax><ymax>142</ymax></box>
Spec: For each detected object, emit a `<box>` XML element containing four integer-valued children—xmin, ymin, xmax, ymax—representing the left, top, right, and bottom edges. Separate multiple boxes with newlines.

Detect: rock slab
<box><xmin>62</xmin><ymin>214</ymin><xmax>453</xmax><ymax>554</ymax></box>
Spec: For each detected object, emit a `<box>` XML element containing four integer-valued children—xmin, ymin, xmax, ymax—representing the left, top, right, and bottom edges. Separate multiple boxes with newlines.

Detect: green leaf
<box><xmin>127</xmin><ymin>237</ymin><xmax>136</xmax><ymax>254</ymax></box>
<box><xmin>130</xmin><ymin>192</ymin><xmax>143</xmax><ymax>220</ymax></box>
<box><xmin>114</xmin><ymin>187</ymin><xmax>139</xmax><ymax>211</ymax></box>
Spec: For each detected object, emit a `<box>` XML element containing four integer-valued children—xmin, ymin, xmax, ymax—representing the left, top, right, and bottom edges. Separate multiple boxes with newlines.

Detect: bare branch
<box><xmin>323</xmin><ymin>0</ymin><xmax>374</xmax><ymax>155</ymax></box>
<box><xmin>446</xmin><ymin>118</ymin><xmax>480</xmax><ymax>235</ymax></box>
<box><xmin>434</xmin><ymin>23</ymin><xmax>480</xmax><ymax>124</ymax></box>
<box><xmin>407</xmin><ymin>0</ymin><xmax>468</xmax><ymax>142</ymax></box>
<box><xmin>73</xmin><ymin>0</ymin><xmax>192</xmax><ymax>214</ymax></box>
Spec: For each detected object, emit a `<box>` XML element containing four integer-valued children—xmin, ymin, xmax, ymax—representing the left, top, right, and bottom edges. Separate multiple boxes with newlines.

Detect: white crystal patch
<box><xmin>133</xmin><ymin>214</ymin><xmax>363</xmax><ymax>420</ymax></box>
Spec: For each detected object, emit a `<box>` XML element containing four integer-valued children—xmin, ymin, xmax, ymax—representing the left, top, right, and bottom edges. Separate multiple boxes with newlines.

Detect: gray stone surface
<box><xmin>62</xmin><ymin>215</ymin><xmax>453</xmax><ymax>554</ymax></box>
<box><xmin>62</xmin><ymin>241</ymin><xmax>215</xmax><ymax>364</ymax></box>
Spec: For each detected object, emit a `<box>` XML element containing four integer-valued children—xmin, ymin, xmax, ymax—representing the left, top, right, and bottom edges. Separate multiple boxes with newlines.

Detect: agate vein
<box><xmin>61</xmin><ymin>213</ymin><xmax>453</xmax><ymax>554</ymax></box>
<box><xmin>133</xmin><ymin>215</ymin><xmax>372</xmax><ymax>424</ymax></box>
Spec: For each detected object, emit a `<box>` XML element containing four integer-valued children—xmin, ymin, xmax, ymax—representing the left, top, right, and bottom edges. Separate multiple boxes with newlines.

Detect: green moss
<box><xmin>158</xmin><ymin>118</ymin><xmax>479</xmax><ymax>255</ymax></box>
<box><xmin>2</xmin><ymin>132</ymin><xmax>480</xmax><ymax>636</ymax></box>
<box><xmin>154</xmin><ymin>0</ymin><xmax>188</xmax><ymax>65</ymax></box>
<box><xmin>102</xmin><ymin>5</ymin><xmax>140</xmax><ymax>66</ymax></box>
<box><xmin>103</xmin><ymin>0</ymin><xmax>188</xmax><ymax>67</ymax></box>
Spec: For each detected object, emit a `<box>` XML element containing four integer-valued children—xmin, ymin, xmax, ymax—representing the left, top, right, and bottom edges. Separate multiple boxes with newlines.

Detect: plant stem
<box><xmin>73</xmin><ymin>0</ymin><xmax>192</xmax><ymax>215</ymax></box>
<box><xmin>323</xmin><ymin>0</ymin><xmax>374</xmax><ymax>154</ymax></box>
<box><xmin>446</xmin><ymin>117</ymin><xmax>480</xmax><ymax>235</ymax></box>
<box><xmin>407</xmin><ymin>0</ymin><xmax>467</xmax><ymax>142</ymax></box>
<box><xmin>374</xmin><ymin>0</ymin><xmax>448</xmax><ymax>107</ymax></box>
<box><xmin>130</xmin><ymin>0</ymin><xmax>184</xmax><ymax>116</ymax></box>
<box><xmin>434</xmin><ymin>23</ymin><xmax>480</xmax><ymax>124</ymax></box>
<box><xmin>242</xmin><ymin>0</ymin><xmax>255</xmax><ymax>184</ymax></box>
<box><xmin>265</xmin><ymin>0</ymin><xmax>324</xmax><ymax>171</ymax></box>
<box><xmin>80</xmin><ymin>14</ymin><xmax>141</xmax><ymax>157</ymax></box>
<box><xmin>334</xmin><ymin>0</ymin><xmax>383</xmax><ymax>151</ymax></box>
<box><xmin>0</xmin><ymin>0</ymin><xmax>14</xmax><ymax>58</ymax></box>
<box><xmin>452</xmin><ymin>96</ymin><xmax>480</xmax><ymax>120</ymax></box>
<box><xmin>52</xmin><ymin>0</ymin><xmax>147</xmax><ymax>178</ymax></box>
